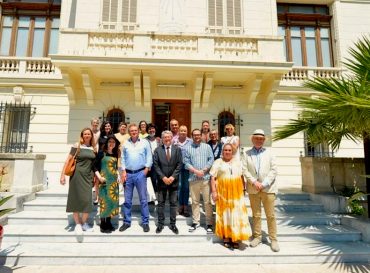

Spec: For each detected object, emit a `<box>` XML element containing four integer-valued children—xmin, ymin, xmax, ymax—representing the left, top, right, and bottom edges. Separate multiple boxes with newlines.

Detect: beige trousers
<box><xmin>189</xmin><ymin>179</ymin><xmax>213</xmax><ymax>225</ymax></box>
<box><xmin>249</xmin><ymin>191</ymin><xmax>277</xmax><ymax>241</ymax></box>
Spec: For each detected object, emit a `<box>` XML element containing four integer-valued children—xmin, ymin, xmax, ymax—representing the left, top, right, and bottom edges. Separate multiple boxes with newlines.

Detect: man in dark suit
<box><xmin>153</xmin><ymin>130</ymin><xmax>182</xmax><ymax>234</ymax></box>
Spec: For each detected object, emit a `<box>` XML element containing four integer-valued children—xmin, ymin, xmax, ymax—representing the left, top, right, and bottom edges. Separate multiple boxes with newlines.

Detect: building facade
<box><xmin>0</xmin><ymin>0</ymin><xmax>368</xmax><ymax>186</ymax></box>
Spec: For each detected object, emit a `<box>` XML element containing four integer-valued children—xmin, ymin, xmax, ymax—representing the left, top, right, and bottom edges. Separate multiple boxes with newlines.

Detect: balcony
<box><xmin>280</xmin><ymin>66</ymin><xmax>343</xmax><ymax>87</ymax></box>
<box><xmin>57</xmin><ymin>29</ymin><xmax>283</xmax><ymax>63</ymax></box>
<box><xmin>0</xmin><ymin>57</ymin><xmax>62</xmax><ymax>80</ymax></box>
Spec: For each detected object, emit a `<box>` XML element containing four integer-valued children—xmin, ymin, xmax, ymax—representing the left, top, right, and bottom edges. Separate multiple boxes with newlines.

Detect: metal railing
<box><xmin>0</xmin><ymin>102</ymin><xmax>33</xmax><ymax>153</ymax></box>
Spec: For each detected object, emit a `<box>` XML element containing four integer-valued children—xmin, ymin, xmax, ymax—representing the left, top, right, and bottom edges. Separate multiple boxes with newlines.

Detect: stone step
<box><xmin>2</xmin><ymin>223</ymin><xmax>361</xmax><ymax>243</ymax></box>
<box><xmin>23</xmin><ymin>199</ymin><xmax>324</xmax><ymax>213</ymax></box>
<box><xmin>1</xmin><ymin>240</ymin><xmax>370</xmax><ymax>266</ymax></box>
<box><xmin>7</xmin><ymin>210</ymin><xmax>341</xmax><ymax>226</ymax></box>
<box><xmin>34</xmin><ymin>191</ymin><xmax>311</xmax><ymax>201</ymax></box>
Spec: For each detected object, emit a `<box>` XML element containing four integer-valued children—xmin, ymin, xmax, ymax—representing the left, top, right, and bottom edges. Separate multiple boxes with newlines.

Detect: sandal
<box><xmin>223</xmin><ymin>239</ymin><xmax>231</xmax><ymax>248</ymax></box>
<box><xmin>232</xmin><ymin>242</ymin><xmax>239</xmax><ymax>249</ymax></box>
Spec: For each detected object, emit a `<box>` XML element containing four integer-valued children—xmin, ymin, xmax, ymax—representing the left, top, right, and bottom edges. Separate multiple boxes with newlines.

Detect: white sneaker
<box><xmin>75</xmin><ymin>224</ymin><xmax>83</xmax><ymax>235</ymax></box>
<box><xmin>82</xmin><ymin>223</ymin><xmax>94</xmax><ymax>232</ymax></box>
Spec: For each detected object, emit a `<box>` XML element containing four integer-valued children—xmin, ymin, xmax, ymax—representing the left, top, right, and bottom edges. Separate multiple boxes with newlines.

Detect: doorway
<box><xmin>152</xmin><ymin>100</ymin><xmax>191</xmax><ymax>136</ymax></box>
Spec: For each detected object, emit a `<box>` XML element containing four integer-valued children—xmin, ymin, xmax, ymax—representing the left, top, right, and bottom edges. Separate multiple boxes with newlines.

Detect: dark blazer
<box><xmin>153</xmin><ymin>144</ymin><xmax>182</xmax><ymax>189</ymax></box>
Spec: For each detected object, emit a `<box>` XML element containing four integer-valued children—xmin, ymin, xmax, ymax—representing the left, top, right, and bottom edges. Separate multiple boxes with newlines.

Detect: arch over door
<box><xmin>218</xmin><ymin>111</ymin><xmax>235</xmax><ymax>137</ymax></box>
<box><xmin>104</xmin><ymin>108</ymin><xmax>125</xmax><ymax>133</ymax></box>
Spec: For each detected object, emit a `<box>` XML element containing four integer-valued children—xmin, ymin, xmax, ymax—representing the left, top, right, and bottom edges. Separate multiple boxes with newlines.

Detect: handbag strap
<box><xmin>72</xmin><ymin>144</ymin><xmax>80</xmax><ymax>158</ymax></box>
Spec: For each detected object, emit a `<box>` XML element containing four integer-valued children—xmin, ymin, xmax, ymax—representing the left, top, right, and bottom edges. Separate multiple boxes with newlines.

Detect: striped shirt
<box><xmin>184</xmin><ymin>142</ymin><xmax>214</xmax><ymax>182</ymax></box>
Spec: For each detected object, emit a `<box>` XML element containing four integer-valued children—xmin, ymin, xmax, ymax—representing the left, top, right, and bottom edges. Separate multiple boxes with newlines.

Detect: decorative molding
<box><xmin>133</xmin><ymin>71</ymin><xmax>142</xmax><ymax>107</ymax></box>
<box><xmin>201</xmin><ymin>73</ymin><xmax>213</xmax><ymax>109</ymax></box>
<box><xmin>81</xmin><ymin>68</ymin><xmax>95</xmax><ymax>106</ymax></box>
<box><xmin>60</xmin><ymin>68</ymin><xmax>76</xmax><ymax>105</ymax></box>
<box><xmin>13</xmin><ymin>86</ymin><xmax>24</xmax><ymax>103</ymax></box>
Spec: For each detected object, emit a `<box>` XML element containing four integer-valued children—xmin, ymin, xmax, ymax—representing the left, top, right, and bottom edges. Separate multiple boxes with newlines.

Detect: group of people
<box><xmin>60</xmin><ymin>118</ymin><xmax>279</xmax><ymax>252</ymax></box>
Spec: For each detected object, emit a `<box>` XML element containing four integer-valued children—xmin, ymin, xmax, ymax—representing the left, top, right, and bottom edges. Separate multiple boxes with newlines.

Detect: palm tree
<box><xmin>273</xmin><ymin>36</ymin><xmax>370</xmax><ymax>217</ymax></box>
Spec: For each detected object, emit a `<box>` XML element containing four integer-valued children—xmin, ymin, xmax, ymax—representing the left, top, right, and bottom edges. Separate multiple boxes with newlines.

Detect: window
<box><xmin>101</xmin><ymin>0</ymin><xmax>137</xmax><ymax>31</ymax></box>
<box><xmin>278</xmin><ymin>3</ymin><xmax>333</xmax><ymax>67</ymax></box>
<box><xmin>104</xmin><ymin>108</ymin><xmax>125</xmax><ymax>133</ymax></box>
<box><xmin>213</xmin><ymin>110</ymin><xmax>243</xmax><ymax>137</ymax></box>
<box><xmin>304</xmin><ymin>133</ymin><xmax>332</xmax><ymax>157</ymax></box>
<box><xmin>0</xmin><ymin>1</ymin><xmax>60</xmax><ymax>57</ymax></box>
<box><xmin>208</xmin><ymin>0</ymin><xmax>242</xmax><ymax>34</ymax></box>
<box><xmin>0</xmin><ymin>102</ymin><xmax>32</xmax><ymax>153</ymax></box>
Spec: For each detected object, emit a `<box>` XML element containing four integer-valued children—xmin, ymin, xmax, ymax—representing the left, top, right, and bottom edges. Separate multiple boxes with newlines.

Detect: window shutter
<box><xmin>216</xmin><ymin>0</ymin><xmax>223</xmax><ymax>26</ymax></box>
<box><xmin>130</xmin><ymin>0</ymin><xmax>137</xmax><ymax>23</ymax></box>
<box><xmin>110</xmin><ymin>0</ymin><xmax>118</xmax><ymax>22</ymax></box>
<box><xmin>226</xmin><ymin>0</ymin><xmax>233</xmax><ymax>27</ymax></box>
<box><xmin>102</xmin><ymin>0</ymin><xmax>110</xmax><ymax>21</ymax></box>
<box><xmin>208</xmin><ymin>0</ymin><xmax>215</xmax><ymax>26</ymax></box>
<box><xmin>234</xmin><ymin>0</ymin><xmax>241</xmax><ymax>27</ymax></box>
<box><xmin>122</xmin><ymin>0</ymin><xmax>129</xmax><ymax>22</ymax></box>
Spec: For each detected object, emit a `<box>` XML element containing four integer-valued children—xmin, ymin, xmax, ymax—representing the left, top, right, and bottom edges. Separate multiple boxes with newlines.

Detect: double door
<box><xmin>152</xmin><ymin>100</ymin><xmax>191</xmax><ymax>137</ymax></box>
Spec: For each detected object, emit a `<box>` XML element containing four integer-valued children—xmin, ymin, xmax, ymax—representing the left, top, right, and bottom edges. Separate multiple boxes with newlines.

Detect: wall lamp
<box><xmin>157</xmin><ymin>83</ymin><xmax>186</xmax><ymax>88</ymax></box>
<box><xmin>214</xmin><ymin>84</ymin><xmax>243</xmax><ymax>89</ymax></box>
<box><xmin>100</xmin><ymin>81</ymin><xmax>131</xmax><ymax>87</ymax></box>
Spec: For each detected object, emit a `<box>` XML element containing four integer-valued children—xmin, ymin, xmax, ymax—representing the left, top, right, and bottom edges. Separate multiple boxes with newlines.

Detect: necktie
<box><xmin>166</xmin><ymin>146</ymin><xmax>170</xmax><ymax>161</ymax></box>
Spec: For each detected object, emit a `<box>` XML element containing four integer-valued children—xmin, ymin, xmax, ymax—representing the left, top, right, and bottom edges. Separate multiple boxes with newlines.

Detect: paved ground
<box><xmin>1</xmin><ymin>264</ymin><xmax>370</xmax><ymax>273</ymax></box>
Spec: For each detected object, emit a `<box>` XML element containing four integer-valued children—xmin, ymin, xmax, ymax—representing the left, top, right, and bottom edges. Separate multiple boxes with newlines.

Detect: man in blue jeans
<box><xmin>119</xmin><ymin>123</ymin><xmax>152</xmax><ymax>232</ymax></box>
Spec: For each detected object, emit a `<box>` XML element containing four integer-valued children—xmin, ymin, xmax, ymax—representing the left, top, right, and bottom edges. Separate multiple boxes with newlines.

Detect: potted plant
<box><xmin>0</xmin><ymin>195</ymin><xmax>15</xmax><ymax>249</ymax></box>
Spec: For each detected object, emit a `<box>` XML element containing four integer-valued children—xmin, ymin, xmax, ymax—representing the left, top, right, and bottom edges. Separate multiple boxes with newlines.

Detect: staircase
<box><xmin>1</xmin><ymin>188</ymin><xmax>370</xmax><ymax>266</ymax></box>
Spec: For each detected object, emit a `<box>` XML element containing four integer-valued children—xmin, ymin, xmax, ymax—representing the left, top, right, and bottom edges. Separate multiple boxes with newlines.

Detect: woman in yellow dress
<box><xmin>210</xmin><ymin>143</ymin><xmax>251</xmax><ymax>249</ymax></box>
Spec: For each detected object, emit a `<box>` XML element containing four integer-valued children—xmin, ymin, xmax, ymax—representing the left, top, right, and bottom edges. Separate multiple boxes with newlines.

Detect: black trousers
<box><xmin>157</xmin><ymin>187</ymin><xmax>178</xmax><ymax>226</ymax></box>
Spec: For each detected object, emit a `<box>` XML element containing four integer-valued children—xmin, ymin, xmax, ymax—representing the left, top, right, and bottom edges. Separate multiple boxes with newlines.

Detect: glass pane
<box><xmin>34</xmin><ymin>17</ymin><xmax>46</xmax><ymax>28</ymax></box>
<box><xmin>48</xmin><ymin>29</ymin><xmax>59</xmax><ymax>54</ymax></box>
<box><xmin>291</xmin><ymin>26</ymin><xmax>301</xmax><ymax>37</ymax></box>
<box><xmin>305</xmin><ymin>27</ymin><xmax>315</xmax><ymax>38</ymax></box>
<box><xmin>278</xmin><ymin>26</ymin><xmax>286</xmax><ymax>59</ymax></box>
<box><xmin>292</xmin><ymin>37</ymin><xmax>303</xmax><ymax>66</ymax></box>
<box><xmin>0</xmin><ymin>28</ymin><xmax>12</xmax><ymax>55</ymax></box>
<box><xmin>289</xmin><ymin>5</ymin><xmax>315</xmax><ymax>14</ymax></box>
<box><xmin>32</xmin><ymin>29</ymin><xmax>45</xmax><ymax>57</ymax></box>
<box><xmin>16</xmin><ymin>28</ymin><xmax>29</xmax><ymax>56</ymax></box>
<box><xmin>18</xmin><ymin>16</ymin><xmax>30</xmax><ymax>27</ymax></box>
<box><xmin>316</xmin><ymin>6</ymin><xmax>328</xmax><ymax>15</ymax></box>
<box><xmin>52</xmin><ymin>18</ymin><xmax>60</xmax><ymax>28</ymax></box>
<box><xmin>306</xmin><ymin>38</ymin><xmax>317</xmax><ymax>67</ymax></box>
<box><xmin>321</xmin><ymin>39</ymin><xmax>332</xmax><ymax>67</ymax></box>
<box><xmin>3</xmin><ymin>16</ymin><xmax>13</xmax><ymax>27</ymax></box>
<box><xmin>321</xmin><ymin>27</ymin><xmax>329</xmax><ymax>38</ymax></box>
<box><xmin>277</xmin><ymin>5</ymin><xmax>286</xmax><ymax>14</ymax></box>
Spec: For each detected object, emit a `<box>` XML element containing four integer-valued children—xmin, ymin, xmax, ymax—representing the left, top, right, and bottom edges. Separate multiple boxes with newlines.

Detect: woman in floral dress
<box><xmin>94</xmin><ymin>135</ymin><xmax>120</xmax><ymax>233</ymax></box>
<box><xmin>210</xmin><ymin>143</ymin><xmax>251</xmax><ymax>249</ymax></box>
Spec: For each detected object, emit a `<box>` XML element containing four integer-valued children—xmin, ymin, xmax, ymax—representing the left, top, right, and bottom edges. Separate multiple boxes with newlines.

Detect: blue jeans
<box><xmin>122</xmin><ymin>171</ymin><xmax>149</xmax><ymax>225</ymax></box>
<box><xmin>178</xmin><ymin>169</ymin><xmax>189</xmax><ymax>206</ymax></box>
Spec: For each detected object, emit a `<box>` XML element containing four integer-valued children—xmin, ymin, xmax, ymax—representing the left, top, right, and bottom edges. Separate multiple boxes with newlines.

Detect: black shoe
<box><xmin>106</xmin><ymin>217</ymin><xmax>115</xmax><ymax>232</ymax></box>
<box><xmin>206</xmin><ymin>225</ymin><xmax>213</xmax><ymax>234</ymax></box>
<box><xmin>155</xmin><ymin>225</ymin><xmax>164</xmax><ymax>234</ymax></box>
<box><xmin>169</xmin><ymin>224</ymin><xmax>179</xmax><ymax>235</ymax></box>
<box><xmin>188</xmin><ymin>223</ymin><xmax>200</xmax><ymax>232</ymax></box>
<box><xmin>100</xmin><ymin>218</ymin><xmax>111</xmax><ymax>233</ymax></box>
<box><xmin>143</xmin><ymin>224</ymin><xmax>150</xmax><ymax>232</ymax></box>
<box><xmin>119</xmin><ymin>223</ymin><xmax>130</xmax><ymax>232</ymax></box>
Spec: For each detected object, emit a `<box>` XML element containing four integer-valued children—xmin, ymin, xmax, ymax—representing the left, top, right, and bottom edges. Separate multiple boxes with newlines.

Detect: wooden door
<box><xmin>152</xmin><ymin>100</ymin><xmax>191</xmax><ymax>136</ymax></box>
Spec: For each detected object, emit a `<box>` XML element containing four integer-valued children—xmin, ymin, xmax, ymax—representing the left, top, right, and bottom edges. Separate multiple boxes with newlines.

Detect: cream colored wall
<box><xmin>59</xmin><ymin>0</ymin><xmax>277</xmax><ymax>35</ymax></box>
<box><xmin>332</xmin><ymin>0</ymin><xmax>370</xmax><ymax>63</ymax></box>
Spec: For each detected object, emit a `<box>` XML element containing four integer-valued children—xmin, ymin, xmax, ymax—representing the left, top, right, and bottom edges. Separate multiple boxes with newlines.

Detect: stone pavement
<box><xmin>1</xmin><ymin>264</ymin><xmax>370</xmax><ymax>273</ymax></box>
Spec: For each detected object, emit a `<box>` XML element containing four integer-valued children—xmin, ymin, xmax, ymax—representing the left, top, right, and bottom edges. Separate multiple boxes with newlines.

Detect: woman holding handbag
<box><xmin>60</xmin><ymin>127</ymin><xmax>97</xmax><ymax>238</ymax></box>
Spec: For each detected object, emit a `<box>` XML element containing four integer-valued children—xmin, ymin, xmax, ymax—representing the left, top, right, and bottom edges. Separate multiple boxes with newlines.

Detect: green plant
<box><xmin>339</xmin><ymin>186</ymin><xmax>369</xmax><ymax>216</ymax></box>
<box><xmin>0</xmin><ymin>195</ymin><xmax>15</xmax><ymax>218</ymax></box>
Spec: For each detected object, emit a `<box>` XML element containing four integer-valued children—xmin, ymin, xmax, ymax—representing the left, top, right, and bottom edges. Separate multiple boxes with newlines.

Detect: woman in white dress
<box><xmin>221</xmin><ymin>123</ymin><xmax>240</xmax><ymax>160</ymax></box>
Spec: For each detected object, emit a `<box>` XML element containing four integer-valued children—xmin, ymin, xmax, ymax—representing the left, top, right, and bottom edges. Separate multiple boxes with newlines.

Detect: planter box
<box><xmin>0</xmin><ymin>153</ymin><xmax>46</xmax><ymax>193</ymax></box>
<box><xmin>300</xmin><ymin>157</ymin><xmax>365</xmax><ymax>194</ymax></box>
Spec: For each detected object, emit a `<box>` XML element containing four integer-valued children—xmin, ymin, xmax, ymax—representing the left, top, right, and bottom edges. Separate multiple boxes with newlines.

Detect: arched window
<box><xmin>104</xmin><ymin>108</ymin><xmax>125</xmax><ymax>133</ymax></box>
<box><xmin>218</xmin><ymin>111</ymin><xmax>235</xmax><ymax>137</ymax></box>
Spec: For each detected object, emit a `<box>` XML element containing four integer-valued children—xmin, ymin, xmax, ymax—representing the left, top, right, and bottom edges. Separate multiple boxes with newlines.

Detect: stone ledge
<box><xmin>0</xmin><ymin>153</ymin><xmax>46</xmax><ymax>160</ymax></box>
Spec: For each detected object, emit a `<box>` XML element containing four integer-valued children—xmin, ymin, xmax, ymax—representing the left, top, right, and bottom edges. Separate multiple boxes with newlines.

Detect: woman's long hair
<box><xmin>102</xmin><ymin>134</ymin><xmax>120</xmax><ymax>158</ymax></box>
<box><xmin>100</xmin><ymin>121</ymin><xmax>113</xmax><ymax>137</ymax></box>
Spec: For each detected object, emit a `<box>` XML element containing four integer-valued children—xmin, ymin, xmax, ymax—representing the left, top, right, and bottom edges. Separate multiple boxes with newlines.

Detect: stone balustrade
<box><xmin>281</xmin><ymin>66</ymin><xmax>343</xmax><ymax>87</ymax></box>
<box><xmin>0</xmin><ymin>57</ymin><xmax>61</xmax><ymax>79</ymax></box>
<box><xmin>60</xmin><ymin>29</ymin><xmax>283</xmax><ymax>62</ymax></box>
